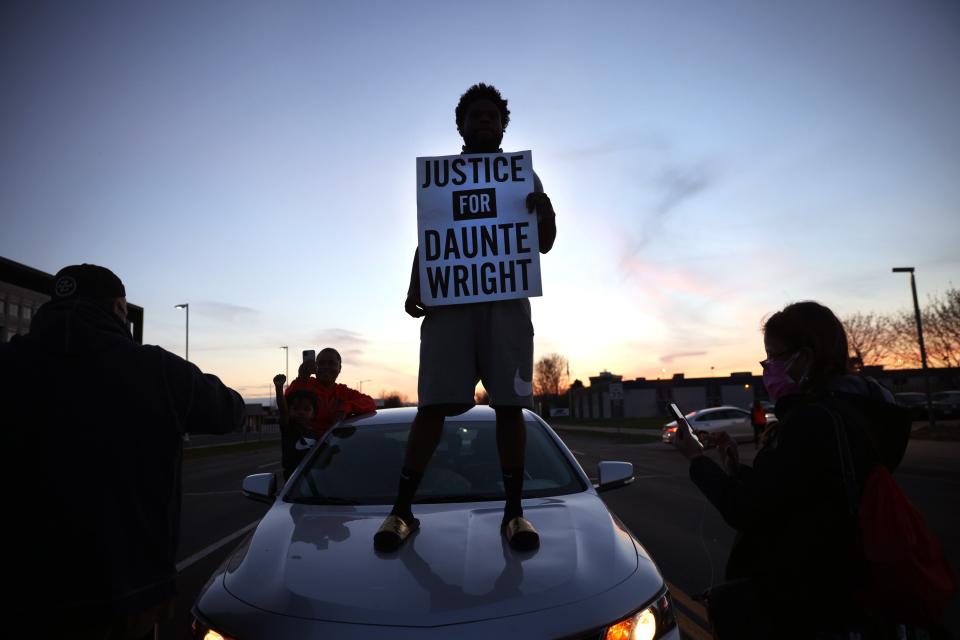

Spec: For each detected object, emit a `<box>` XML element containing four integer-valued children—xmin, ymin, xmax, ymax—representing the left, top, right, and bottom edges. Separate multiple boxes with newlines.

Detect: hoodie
<box><xmin>688</xmin><ymin>374</ymin><xmax>912</xmax><ymax>634</ymax></box>
<box><xmin>1</xmin><ymin>299</ymin><xmax>245</xmax><ymax>624</ymax></box>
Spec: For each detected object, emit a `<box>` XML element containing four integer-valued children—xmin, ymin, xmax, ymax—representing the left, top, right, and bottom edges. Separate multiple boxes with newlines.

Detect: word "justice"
<box><xmin>420</xmin><ymin>154</ymin><xmax>527</xmax><ymax>188</ymax></box>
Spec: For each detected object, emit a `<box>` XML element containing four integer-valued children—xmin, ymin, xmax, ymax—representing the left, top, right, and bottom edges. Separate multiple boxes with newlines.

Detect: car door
<box><xmin>724</xmin><ymin>408</ymin><xmax>753</xmax><ymax>442</ymax></box>
<box><xmin>692</xmin><ymin>410</ymin><xmax>722</xmax><ymax>437</ymax></box>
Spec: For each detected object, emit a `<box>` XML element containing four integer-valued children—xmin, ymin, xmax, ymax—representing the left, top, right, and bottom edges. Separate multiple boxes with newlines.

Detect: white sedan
<box><xmin>193</xmin><ymin>406</ymin><xmax>680</xmax><ymax>640</ymax></box>
<box><xmin>661</xmin><ymin>405</ymin><xmax>771</xmax><ymax>445</ymax></box>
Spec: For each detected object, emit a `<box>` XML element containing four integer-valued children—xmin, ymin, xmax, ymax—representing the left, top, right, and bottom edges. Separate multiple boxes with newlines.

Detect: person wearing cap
<box><xmin>1</xmin><ymin>264</ymin><xmax>246</xmax><ymax>640</ymax></box>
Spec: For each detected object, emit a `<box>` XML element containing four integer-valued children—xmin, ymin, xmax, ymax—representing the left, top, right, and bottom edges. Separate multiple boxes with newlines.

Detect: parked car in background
<box><xmin>894</xmin><ymin>392</ymin><xmax>930</xmax><ymax>420</ymax></box>
<box><xmin>193</xmin><ymin>407</ymin><xmax>680</xmax><ymax>640</ymax></box>
<box><xmin>932</xmin><ymin>390</ymin><xmax>960</xmax><ymax>419</ymax></box>
<box><xmin>661</xmin><ymin>406</ymin><xmax>759</xmax><ymax>445</ymax></box>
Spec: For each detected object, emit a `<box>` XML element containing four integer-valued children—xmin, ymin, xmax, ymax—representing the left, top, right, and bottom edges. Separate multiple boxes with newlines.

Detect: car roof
<box><xmin>697</xmin><ymin>405</ymin><xmax>747</xmax><ymax>414</ymax></box>
<box><xmin>342</xmin><ymin>405</ymin><xmax>539</xmax><ymax>427</ymax></box>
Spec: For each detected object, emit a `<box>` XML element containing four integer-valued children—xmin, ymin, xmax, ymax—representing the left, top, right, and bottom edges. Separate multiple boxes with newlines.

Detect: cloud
<box><xmin>622</xmin><ymin>161</ymin><xmax>718</xmax><ymax>263</ymax></box>
<box><xmin>192</xmin><ymin>301</ymin><xmax>258</xmax><ymax>323</ymax></box>
<box><xmin>550</xmin><ymin>132</ymin><xmax>669</xmax><ymax>160</ymax></box>
<box><xmin>659</xmin><ymin>351</ymin><xmax>708</xmax><ymax>364</ymax></box>
<box><xmin>310</xmin><ymin>328</ymin><xmax>368</xmax><ymax>351</ymax></box>
<box><xmin>653</xmin><ymin>164</ymin><xmax>714</xmax><ymax>217</ymax></box>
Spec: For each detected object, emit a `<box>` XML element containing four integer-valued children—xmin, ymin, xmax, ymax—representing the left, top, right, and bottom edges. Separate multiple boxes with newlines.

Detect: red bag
<box><xmin>855</xmin><ymin>465</ymin><xmax>956</xmax><ymax>625</ymax></box>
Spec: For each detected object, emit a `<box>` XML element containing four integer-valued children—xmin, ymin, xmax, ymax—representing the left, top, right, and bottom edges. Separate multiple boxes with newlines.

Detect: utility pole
<box><xmin>892</xmin><ymin>267</ymin><xmax>935</xmax><ymax>427</ymax></box>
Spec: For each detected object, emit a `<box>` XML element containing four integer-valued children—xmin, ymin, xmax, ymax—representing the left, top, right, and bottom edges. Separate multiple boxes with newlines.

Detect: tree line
<box><xmin>843</xmin><ymin>287</ymin><xmax>959</xmax><ymax>368</ymax></box>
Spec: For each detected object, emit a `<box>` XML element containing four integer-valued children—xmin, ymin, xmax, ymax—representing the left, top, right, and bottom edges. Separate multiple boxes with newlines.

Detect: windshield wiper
<box><xmin>289</xmin><ymin>495</ymin><xmax>361</xmax><ymax>505</ymax></box>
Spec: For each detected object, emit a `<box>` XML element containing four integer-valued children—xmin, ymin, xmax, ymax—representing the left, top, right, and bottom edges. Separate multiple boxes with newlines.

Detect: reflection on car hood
<box><xmin>223</xmin><ymin>493</ymin><xmax>655</xmax><ymax>626</ymax></box>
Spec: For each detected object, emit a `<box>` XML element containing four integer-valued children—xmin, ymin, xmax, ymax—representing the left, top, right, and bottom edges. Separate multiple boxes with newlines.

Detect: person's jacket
<box><xmin>1</xmin><ymin>299</ymin><xmax>245</xmax><ymax>624</ymax></box>
<box><xmin>285</xmin><ymin>377</ymin><xmax>377</xmax><ymax>436</ymax></box>
<box><xmin>689</xmin><ymin>375</ymin><xmax>911</xmax><ymax>633</ymax></box>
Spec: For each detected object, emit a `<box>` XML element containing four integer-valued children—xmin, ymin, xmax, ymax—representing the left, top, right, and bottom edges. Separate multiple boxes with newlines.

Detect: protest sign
<box><xmin>416</xmin><ymin>150</ymin><xmax>542</xmax><ymax>306</ymax></box>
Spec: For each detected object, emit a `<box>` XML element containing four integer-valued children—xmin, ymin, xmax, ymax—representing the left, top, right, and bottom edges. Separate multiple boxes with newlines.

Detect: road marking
<box><xmin>183</xmin><ymin>490</ymin><xmax>242</xmax><ymax>497</ymax></box>
<box><xmin>257</xmin><ymin>461</ymin><xmax>281</xmax><ymax>469</ymax></box>
<box><xmin>176</xmin><ymin>520</ymin><xmax>259</xmax><ymax>573</ymax></box>
<box><xmin>676</xmin><ymin>610</ymin><xmax>713</xmax><ymax>640</ymax></box>
<box><xmin>666</xmin><ymin>580</ymin><xmax>709</xmax><ymax>623</ymax></box>
<box><xmin>571</xmin><ymin>449</ymin><xmax>585</xmax><ymax>455</ymax></box>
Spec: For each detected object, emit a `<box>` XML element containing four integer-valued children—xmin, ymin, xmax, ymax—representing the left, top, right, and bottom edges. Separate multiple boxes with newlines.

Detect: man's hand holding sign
<box><xmin>416</xmin><ymin>150</ymin><xmax>542</xmax><ymax>305</ymax></box>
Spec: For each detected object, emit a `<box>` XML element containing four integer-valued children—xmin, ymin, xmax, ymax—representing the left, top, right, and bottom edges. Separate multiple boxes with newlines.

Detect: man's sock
<box><xmin>502</xmin><ymin>466</ymin><xmax>524</xmax><ymax>524</ymax></box>
<box><xmin>390</xmin><ymin>467</ymin><xmax>423</xmax><ymax>522</ymax></box>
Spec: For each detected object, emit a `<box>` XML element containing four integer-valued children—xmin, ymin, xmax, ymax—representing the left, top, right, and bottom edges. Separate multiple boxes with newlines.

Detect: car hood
<box><xmin>222</xmin><ymin>493</ymin><xmax>657</xmax><ymax>626</ymax></box>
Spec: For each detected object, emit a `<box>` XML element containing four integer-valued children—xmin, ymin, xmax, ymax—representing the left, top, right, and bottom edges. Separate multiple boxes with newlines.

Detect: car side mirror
<box><xmin>242</xmin><ymin>473</ymin><xmax>277</xmax><ymax>504</ymax></box>
<box><xmin>595</xmin><ymin>461</ymin><xmax>635</xmax><ymax>493</ymax></box>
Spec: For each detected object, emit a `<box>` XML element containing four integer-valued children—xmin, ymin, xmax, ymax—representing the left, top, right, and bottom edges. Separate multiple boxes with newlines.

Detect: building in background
<box><xmin>1</xmin><ymin>256</ymin><xmax>144</xmax><ymax>344</ymax></box>
<box><xmin>570</xmin><ymin>366</ymin><xmax>959</xmax><ymax>419</ymax></box>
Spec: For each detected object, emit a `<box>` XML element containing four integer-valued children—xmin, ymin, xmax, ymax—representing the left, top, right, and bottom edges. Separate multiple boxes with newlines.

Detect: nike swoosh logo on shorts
<box><xmin>295</xmin><ymin>437</ymin><xmax>317</xmax><ymax>451</ymax></box>
<box><xmin>514</xmin><ymin>369</ymin><xmax>533</xmax><ymax>397</ymax></box>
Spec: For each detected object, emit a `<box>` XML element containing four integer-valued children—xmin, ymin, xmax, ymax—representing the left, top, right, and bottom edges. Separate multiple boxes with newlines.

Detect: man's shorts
<box><xmin>418</xmin><ymin>298</ymin><xmax>534</xmax><ymax>408</ymax></box>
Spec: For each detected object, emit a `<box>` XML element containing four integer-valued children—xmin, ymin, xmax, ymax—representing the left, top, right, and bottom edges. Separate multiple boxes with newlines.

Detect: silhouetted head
<box><xmin>456</xmin><ymin>83</ymin><xmax>510</xmax><ymax>153</ymax></box>
<box><xmin>51</xmin><ymin>263</ymin><xmax>128</xmax><ymax>324</ymax></box>
<box><xmin>287</xmin><ymin>390</ymin><xmax>317</xmax><ymax>423</ymax></box>
<box><xmin>315</xmin><ymin>348</ymin><xmax>342</xmax><ymax>386</ymax></box>
<box><xmin>763</xmin><ymin>301</ymin><xmax>849</xmax><ymax>391</ymax></box>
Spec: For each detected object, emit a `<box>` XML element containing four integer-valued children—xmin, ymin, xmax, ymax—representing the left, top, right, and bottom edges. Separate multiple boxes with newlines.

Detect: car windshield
<box><xmin>286</xmin><ymin>420</ymin><xmax>586</xmax><ymax>505</ymax></box>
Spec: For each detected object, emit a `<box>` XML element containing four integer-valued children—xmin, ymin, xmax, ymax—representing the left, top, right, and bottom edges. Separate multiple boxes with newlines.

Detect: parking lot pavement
<box><xmin>164</xmin><ymin>446</ymin><xmax>280</xmax><ymax>638</ymax></box>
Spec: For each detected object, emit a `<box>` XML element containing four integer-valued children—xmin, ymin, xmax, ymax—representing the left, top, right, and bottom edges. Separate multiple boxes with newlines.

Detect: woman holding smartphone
<box><xmin>672</xmin><ymin>301</ymin><xmax>934</xmax><ymax>639</ymax></box>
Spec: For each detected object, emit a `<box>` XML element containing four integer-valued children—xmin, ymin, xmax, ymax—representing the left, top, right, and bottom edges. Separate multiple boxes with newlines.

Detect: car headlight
<box><xmin>192</xmin><ymin>616</ymin><xmax>239</xmax><ymax>640</ymax></box>
<box><xmin>604</xmin><ymin>589</ymin><xmax>676</xmax><ymax>640</ymax></box>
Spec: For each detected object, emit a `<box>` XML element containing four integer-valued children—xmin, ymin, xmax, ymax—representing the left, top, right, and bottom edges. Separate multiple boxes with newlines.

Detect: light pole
<box><xmin>892</xmin><ymin>267</ymin><xmax>935</xmax><ymax>427</ymax></box>
<box><xmin>357</xmin><ymin>379</ymin><xmax>371</xmax><ymax>394</ymax></box>
<box><xmin>174</xmin><ymin>303</ymin><xmax>189</xmax><ymax>362</ymax></box>
<box><xmin>280</xmin><ymin>346</ymin><xmax>289</xmax><ymax>390</ymax></box>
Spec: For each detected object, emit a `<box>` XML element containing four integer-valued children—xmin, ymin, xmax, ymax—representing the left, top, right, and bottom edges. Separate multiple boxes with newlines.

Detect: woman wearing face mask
<box><xmin>673</xmin><ymin>301</ymin><xmax>916</xmax><ymax>639</ymax></box>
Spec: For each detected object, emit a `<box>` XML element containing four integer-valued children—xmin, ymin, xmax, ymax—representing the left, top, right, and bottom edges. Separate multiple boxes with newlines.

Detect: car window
<box><xmin>286</xmin><ymin>421</ymin><xmax>586</xmax><ymax>505</ymax></box>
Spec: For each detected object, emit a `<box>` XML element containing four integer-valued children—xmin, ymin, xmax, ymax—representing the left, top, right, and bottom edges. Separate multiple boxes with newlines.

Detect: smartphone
<box><xmin>302</xmin><ymin>349</ymin><xmax>316</xmax><ymax>364</ymax></box>
<box><xmin>669</xmin><ymin>403</ymin><xmax>702</xmax><ymax>447</ymax></box>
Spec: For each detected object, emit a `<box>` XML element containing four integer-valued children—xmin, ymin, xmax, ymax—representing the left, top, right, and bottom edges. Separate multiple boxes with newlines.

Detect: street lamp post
<box><xmin>174</xmin><ymin>303</ymin><xmax>189</xmax><ymax>362</ymax></box>
<box><xmin>892</xmin><ymin>267</ymin><xmax>935</xmax><ymax>427</ymax></box>
<box><xmin>357</xmin><ymin>379</ymin><xmax>371</xmax><ymax>394</ymax></box>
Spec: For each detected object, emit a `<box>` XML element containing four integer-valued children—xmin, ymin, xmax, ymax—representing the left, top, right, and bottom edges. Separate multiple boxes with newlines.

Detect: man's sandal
<box><xmin>502</xmin><ymin>516</ymin><xmax>539</xmax><ymax>551</ymax></box>
<box><xmin>373</xmin><ymin>514</ymin><xmax>419</xmax><ymax>552</ymax></box>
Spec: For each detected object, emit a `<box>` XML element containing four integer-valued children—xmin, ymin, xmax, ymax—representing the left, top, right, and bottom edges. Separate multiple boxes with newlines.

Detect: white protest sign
<box><xmin>416</xmin><ymin>150</ymin><xmax>542</xmax><ymax>306</ymax></box>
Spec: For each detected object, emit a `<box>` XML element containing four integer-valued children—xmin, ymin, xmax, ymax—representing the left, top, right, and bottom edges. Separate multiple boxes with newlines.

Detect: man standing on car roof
<box><xmin>1</xmin><ymin>264</ymin><xmax>245</xmax><ymax>639</ymax></box>
<box><xmin>374</xmin><ymin>83</ymin><xmax>557</xmax><ymax>553</ymax></box>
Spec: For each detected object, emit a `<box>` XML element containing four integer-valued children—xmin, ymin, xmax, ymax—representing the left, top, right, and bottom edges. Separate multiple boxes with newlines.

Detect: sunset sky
<box><xmin>3</xmin><ymin>0</ymin><xmax>958</xmax><ymax>403</ymax></box>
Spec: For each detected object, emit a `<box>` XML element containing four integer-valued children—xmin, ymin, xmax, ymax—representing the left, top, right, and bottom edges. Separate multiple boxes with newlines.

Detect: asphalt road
<box><xmin>165</xmin><ymin>431</ymin><xmax>960</xmax><ymax>639</ymax></box>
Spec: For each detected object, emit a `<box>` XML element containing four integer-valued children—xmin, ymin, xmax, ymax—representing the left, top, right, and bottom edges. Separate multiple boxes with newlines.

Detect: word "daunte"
<box><xmin>420</xmin><ymin>154</ymin><xmax>527</xmax><ymax>188</ymax></box>
<box><xmin>423</xmin><ymin>222</ymin><xmax>532</xmax><ymax>261</ymax></box>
